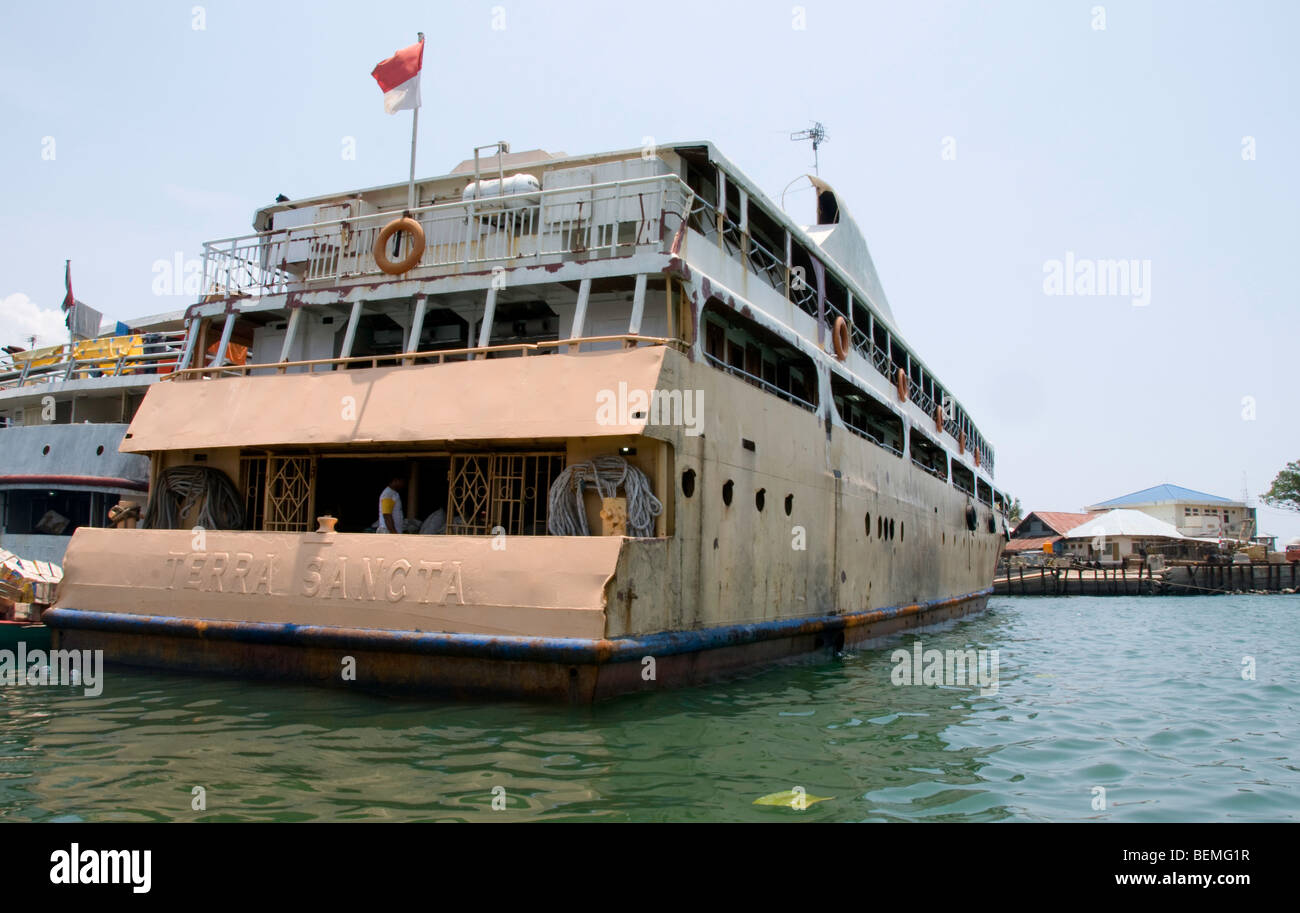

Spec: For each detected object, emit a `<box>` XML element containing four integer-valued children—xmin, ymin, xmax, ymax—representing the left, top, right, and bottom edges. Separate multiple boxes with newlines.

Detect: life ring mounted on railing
<box><xmin>831</xmin><ymin>316</ymin><xmax>850</xmax><ymax>361</ymax></box>
<box><xmin>373</xmin><ymin>216</ymin><xmax>426</xmax><ymax>275</ymax></box>
<box><xmin>934</xmin><ymin>404</ymin><xmax>943</xmax><ymax>433</ymax></box>
<box><xmin>896</xmin><ymin>367</ymin><xmax>908</xmax><ymax>402</ymax></box>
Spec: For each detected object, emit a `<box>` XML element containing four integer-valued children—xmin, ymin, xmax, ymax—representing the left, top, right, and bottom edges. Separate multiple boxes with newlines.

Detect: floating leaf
<box><xmin>753</xmin><ymin>789</ymin><xmax>833</xmax><ymax>808</ymax></box>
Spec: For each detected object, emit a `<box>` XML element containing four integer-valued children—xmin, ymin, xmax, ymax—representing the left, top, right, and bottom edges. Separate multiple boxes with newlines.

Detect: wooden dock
<box><xmin>994</xmin><ymin>562</ymin><xmax>1300</xmax><ymax>597</ymax></box>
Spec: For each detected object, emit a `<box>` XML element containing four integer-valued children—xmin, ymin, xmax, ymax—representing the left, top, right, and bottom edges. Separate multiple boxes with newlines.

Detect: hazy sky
<box><xmin>2</xmin><ymin>1</ymin><xmax>1296</xmax><ymax>539</ymax></box>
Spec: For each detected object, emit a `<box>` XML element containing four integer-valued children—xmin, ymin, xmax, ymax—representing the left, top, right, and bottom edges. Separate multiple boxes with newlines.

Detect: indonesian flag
<box><xmin>61</xmin><ymin>260</ymin><xmax>75</xmax><ymax>312</ymax></box>
<box><xmin>371</xmin><ymin>37</ymin><xmax>424</xmax><ymax>114</ymax></box>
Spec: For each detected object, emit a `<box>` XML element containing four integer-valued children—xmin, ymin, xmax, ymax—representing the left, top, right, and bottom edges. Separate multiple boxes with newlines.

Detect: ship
<box><xmin>0</xmin><ymin>319</ymin><xmax>190</xmax><ymax>565</ymax></box>
<box><xmin>45</xmin><ymin>141</ymin><xmax>1009</xmax><ymax>701</ymax></box>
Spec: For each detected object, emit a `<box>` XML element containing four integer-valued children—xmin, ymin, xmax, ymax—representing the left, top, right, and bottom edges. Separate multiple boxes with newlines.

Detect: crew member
<box><xmin>378</xmin><ymin>476</ymin><xmax>407</xmax><ymax>534</ymax></box>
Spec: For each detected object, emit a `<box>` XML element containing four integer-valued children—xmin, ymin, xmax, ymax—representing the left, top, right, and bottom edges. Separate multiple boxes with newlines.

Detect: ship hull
<box><xmin>45</xmin><ymin>587</ymin><xmax>989</xmax><ymax>702</ymax></box>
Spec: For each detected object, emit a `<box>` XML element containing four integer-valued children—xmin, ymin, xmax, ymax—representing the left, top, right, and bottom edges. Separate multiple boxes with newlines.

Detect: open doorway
<box><xmin>314</xmin><ymin>455</ymin><xmax>450</xmax><ymax>533</ymax></box>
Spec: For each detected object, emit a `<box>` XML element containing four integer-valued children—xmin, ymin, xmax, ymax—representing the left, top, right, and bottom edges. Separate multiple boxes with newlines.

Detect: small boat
<box><xmin>0</xmin><ymin>549</ymin><xmax>59</xmax><ymax>650</ymax></box>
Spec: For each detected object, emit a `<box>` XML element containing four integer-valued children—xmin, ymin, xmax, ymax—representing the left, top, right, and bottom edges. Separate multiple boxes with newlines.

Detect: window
<box><xmin>909</xmin><ymin>426</ymin><xmax>948</xmax><ymax>480</ymax></box>
<box><xmin>265</xmin><ymin>456</ymin><xmax>315</xmax><ymax>532</ymax></box>
<box><xmin>703</xmin><ymin>301</ymin><xmax>819</xmax><ymax>411</ymax></box>
<box><xmin>831</xmin><ymin>373</ymin><xmax>905</xmax><ymax>456</ymax></box>
<box><xmin>448</xmin><ymin>452</ymin><xmax>563</xmax><ymax>535</ymax></box>
<box><xmin>952</xmin><ymin>462</ymin><xmax>975</xmax><ymax>496</ymax></box>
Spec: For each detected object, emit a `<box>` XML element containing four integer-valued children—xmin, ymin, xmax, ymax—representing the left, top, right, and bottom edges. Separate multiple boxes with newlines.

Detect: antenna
<box><xmin>790</xmin><ymin>122</ymin><xmax>827</xmax><ymax>174</ymax></box>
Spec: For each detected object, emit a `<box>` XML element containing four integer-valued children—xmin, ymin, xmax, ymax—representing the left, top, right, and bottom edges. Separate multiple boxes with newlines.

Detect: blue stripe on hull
<box><xmin>43</xmin><ymin>587</ymin><xmax>992</xmax><ymax>665</ymax></box>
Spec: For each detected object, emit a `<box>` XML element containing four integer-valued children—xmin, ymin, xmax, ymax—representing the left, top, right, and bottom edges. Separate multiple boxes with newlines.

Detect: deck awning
<box><xmin>121</xmin><ymin>346</ymin><xmax>671</xmax><ymax>452</ymax></box>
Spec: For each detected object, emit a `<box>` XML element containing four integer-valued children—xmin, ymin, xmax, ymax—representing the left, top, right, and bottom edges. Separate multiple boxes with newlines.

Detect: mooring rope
<box><xmin>546</xmin><ymin>455</ymin><xmax>662</xmax><ymax>538</ymax></box>
<box><xmin>141</xmin><ymin>465</ymin><xmax>245</xmax><ymax>531</ymax></box>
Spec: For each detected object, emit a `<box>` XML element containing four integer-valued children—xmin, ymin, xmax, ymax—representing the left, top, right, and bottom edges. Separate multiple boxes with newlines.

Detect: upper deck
<box><xmin>0</xmin><ymin>324</ymin><xmax>188</xmax><ymax>424</ymax></box>
<box><xmin>169</xmin><ymin>141</ymin><xmax>996</xmax><ymax>481</ymax></box>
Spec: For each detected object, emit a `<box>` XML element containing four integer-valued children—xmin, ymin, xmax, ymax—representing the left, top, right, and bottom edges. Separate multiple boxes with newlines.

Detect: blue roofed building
<box><xmin>1084</xmin><ymin>484</ymin><xmax>1255</xmax><ymax>541</ymax></box>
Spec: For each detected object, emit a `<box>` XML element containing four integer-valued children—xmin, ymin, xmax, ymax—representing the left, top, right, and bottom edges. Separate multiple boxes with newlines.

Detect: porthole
<box><xmin>865</xmin><ymin>511</ymin><xmax>871</xmax><ymax>536</ymax></box>
<box><xmin>755</xmin><ymin>488</ymin><xmax>766</xmax><ymax>512</ymax></box>
<box><xmin>784</xmin><ymin>494</ymin><xmax>794</xmax><ymax>516</ymax></box>
<box><xmin>900</xmin><ymin>521</ymin><xmax>905</xmax><ymax>541</ymax></box>
<box><xmin>722</xmin><ymin>480</ymin><xmax>734</xmax><ymax>506</ymax></box>
<box><xmin>877</xmin><ymin>516</ymin><xmax>883</xmax><ymax>538</ymax></box>
<box><xmin>681</xmin><ymin>468</ymin><xmax>696</xmax><ymax>498</ymax></box>
<box><xmin>889</xmin><ymin>519</ymin><xmax>895</xmax><ymax>540</ymax></box>
<box><xmin>96</xmin><ymin>445</ymin><xmax>104</xmax><ymax>456</ymax></box>
<box><xmin>41</xmin><ymin>445</ymin><xmax>50</xmax><ymax>455</ymax></box>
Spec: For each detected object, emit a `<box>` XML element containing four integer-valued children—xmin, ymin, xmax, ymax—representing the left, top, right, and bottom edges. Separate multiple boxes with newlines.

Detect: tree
<box><xmin>1262</xmin><ymin>460</ymin><xmax>1300</xmax><ymax>511</ymax></box>
<box><xmin>1008</xmin><ymin>497</ymin><xmax>1023</xmax><ymax>525</ymax></box>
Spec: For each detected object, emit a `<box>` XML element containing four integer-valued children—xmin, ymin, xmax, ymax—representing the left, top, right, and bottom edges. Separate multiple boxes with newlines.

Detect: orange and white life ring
<box><xmin>373</xmin><ymin>217</ymin><xmax>426</xmax><ymax>275</ymax></box>
<box><xmin>896</xmin><ymin>367</ymin><xmax>908</xmax><ymax>402</ymax></box>
<box><xmin>832</xmin><ymin>316</ymin><xmax>850</xmax><ymax>361</ymax></box>
<box><xmin>934</xmin><ymin>405</ymin><xmax>943</xmax><ymax>433</ymax></box>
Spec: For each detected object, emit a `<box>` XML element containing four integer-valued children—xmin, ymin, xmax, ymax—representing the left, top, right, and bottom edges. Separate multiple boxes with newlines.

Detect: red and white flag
<box><xmin>371</xmin><ymin>37</ymin><xmax>424</xmax><ymax>115</ymax></box>
<box><xmin>61</xmin><ymin>260</ymin><xmax>75</xmax><ymax>312</ymax></box>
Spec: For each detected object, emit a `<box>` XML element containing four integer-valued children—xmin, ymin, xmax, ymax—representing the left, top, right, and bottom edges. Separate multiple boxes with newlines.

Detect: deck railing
<box><xmin>190</xmin><ymin>166</ymin><xmax>996</xmax><ymax>473</ymax></box>
<box><xmin>201</xmin><ymin>175</ymin><xmax>690</xmax><ymax>298</ymax></box>
<box><xmin>0</xmin><ymin>331</ymin><xmax>188</xmax><ymax>391</ymax></box>
<box><xmin>685</xmin><ymin>191</ymin><xmax>996</xmax><ymax>474</ymax></box>
<box><xmin>843</xmin><ymin>418</ymin><xmax>904</xmax><ymax>457</ymax></box>
<box><xmin>702</xmin><ymin>352</ymin><xmax>817</xmax><ymax>413</ymax></box>
<box><xmin>168</xmin><ymin>334</ymin><xmax>688</xmax><ymax>380</ymax></box>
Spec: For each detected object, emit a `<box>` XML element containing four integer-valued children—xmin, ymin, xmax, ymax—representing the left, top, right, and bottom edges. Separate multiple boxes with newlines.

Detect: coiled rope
<box><xmin>142</xmin><ymin>465</ymin><xmax>245</xmax><ymax>531</ymax></box>
<box><xmin>547</xmin><ymin>455</ymin><xmax>662</xmax><ymax>538</ymax></box>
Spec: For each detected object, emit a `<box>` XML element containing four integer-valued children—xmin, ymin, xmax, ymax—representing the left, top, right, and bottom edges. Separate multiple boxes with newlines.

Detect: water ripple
<box><xmin>0</xmin><ymin>595</ymin><xmax>1296</xmax><ymax>821</ymax></box>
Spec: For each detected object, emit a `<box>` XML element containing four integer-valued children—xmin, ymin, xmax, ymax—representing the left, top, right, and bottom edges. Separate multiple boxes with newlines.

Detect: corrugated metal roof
<box><xmin>1088</xmin><ymin>483</ymin><xmax>1237</xmax><ymax>508</ymax></box>
<box><xmin>1013</xmin><ymin>511</ymin><xmax>1098</xmax><ymax>537</ymax></box>
<box><xmin>1004</xmin><ymin>536</ymin><xmax>1060</xmax><ymax>552</ymax></box>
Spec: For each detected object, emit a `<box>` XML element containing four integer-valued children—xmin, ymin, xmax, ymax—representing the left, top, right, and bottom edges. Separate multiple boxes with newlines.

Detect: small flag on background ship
<box><xmin>61</xmin><ymin>260</ymin><xmax>75</xmax><ymax>313</ymax></box>
<box><xmin>371</xmin><ymin>37</ymin><xmax>424</xmax><ymax>114</ymax></box>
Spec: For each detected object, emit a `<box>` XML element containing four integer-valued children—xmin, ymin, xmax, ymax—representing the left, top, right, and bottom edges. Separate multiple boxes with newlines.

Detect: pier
<box><xmin>994</xmin><ymin>562</ymin><xmax>1299</xmax><ymax>596</ymax></box>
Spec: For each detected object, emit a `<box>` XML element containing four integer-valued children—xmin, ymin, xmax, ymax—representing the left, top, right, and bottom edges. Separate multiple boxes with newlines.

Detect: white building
<box><xmin>1084</xmin><ymin>483</ymin><xmax>1254</xmax><ymax>541</ymax></box>
<box><xmin>1061</xmin><ymin>508</ymin><xmax>1216</xmax><ymax>562</ymax></box>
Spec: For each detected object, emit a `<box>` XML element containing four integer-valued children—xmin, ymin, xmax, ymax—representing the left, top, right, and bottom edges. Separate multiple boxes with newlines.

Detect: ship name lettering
<box><xmin>165</xmin><ymin>551</ymin><xmax>273</xmax><ymax>594</ymax></box>
<box><xmin>299</xmin><ymin>556</ymin><xmax>465</xmax><ymax>605</ymax></box>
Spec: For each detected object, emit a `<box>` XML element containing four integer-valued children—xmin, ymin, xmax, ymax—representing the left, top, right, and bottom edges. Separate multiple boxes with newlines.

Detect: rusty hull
<box><xmin>47</xmin><ymin>588</ymin><xmax>989</xmax><ymax>702</ymax></box>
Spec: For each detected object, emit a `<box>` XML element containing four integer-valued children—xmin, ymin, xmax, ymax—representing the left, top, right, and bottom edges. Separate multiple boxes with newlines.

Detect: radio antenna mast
<box><xmin>790</xmin><ymin>122</ymin><xmax>827</xmax><ymax>174</ymax></box>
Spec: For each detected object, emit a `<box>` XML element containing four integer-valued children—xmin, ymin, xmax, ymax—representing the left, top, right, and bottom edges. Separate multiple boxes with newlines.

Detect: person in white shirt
<box><xmin>378</xmin><ymin>477</ymin><xmax>406</xmax><ymax>533</ymax></box>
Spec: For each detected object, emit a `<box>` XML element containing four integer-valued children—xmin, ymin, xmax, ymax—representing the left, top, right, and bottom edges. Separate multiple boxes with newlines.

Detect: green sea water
<box><xmin>2</xmin><ymin>595</ymin><xmax>1297</xmax><ymax>822</ymax></box>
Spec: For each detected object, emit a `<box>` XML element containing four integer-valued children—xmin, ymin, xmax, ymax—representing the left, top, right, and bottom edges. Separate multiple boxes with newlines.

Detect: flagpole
<box><xmin>65</xmin><ymin>259</ymin><xmax>75</xmax><ymax>347</ymax></box>
<box><xmin>407</xmin><ymin>31</ymin><xmax>423</xmax><ymax>211</ymax></box>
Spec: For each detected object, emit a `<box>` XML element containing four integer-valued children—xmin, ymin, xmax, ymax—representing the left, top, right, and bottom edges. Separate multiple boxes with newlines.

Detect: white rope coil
<box><xmin>547</xmin><ymin>455</ymin><xmax>662</xmax><ymax>538</ymax></box>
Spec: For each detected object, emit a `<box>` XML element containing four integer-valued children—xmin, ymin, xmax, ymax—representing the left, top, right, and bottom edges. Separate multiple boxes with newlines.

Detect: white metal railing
<box><xmin>912</xmin><ymin>455</ymin><xmax>949</xmax><ymax>481</ymax></box>
<box><xmin>0</xmin><ymin>331</ymin><xmax>189</xmax><ymax>391</ymax></box>
<box><xmin>842</xmin><ymin>417</ymin><xmax>904</xmax><ymax>457</ymax></box>
<box><xmin>703</xmin><ymin>352</ymin><xmax>817</xmax><ymax>413</ymax></box>
<box><xmin>201</xmin><ymin>175</ymin><xmax>690</xmax><ymax>297</ymax></box>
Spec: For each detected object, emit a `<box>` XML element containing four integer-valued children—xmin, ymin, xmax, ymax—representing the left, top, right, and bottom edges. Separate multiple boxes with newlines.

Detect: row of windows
<box><xmin>680</xmin><ymin>151</ymin><xmax>994</xmax><ymax>471</ymax></box>
<box><xmin>701</xmin><ymin>297</ymin><xmax>1002</xmax><ymax>509</ymax></box>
